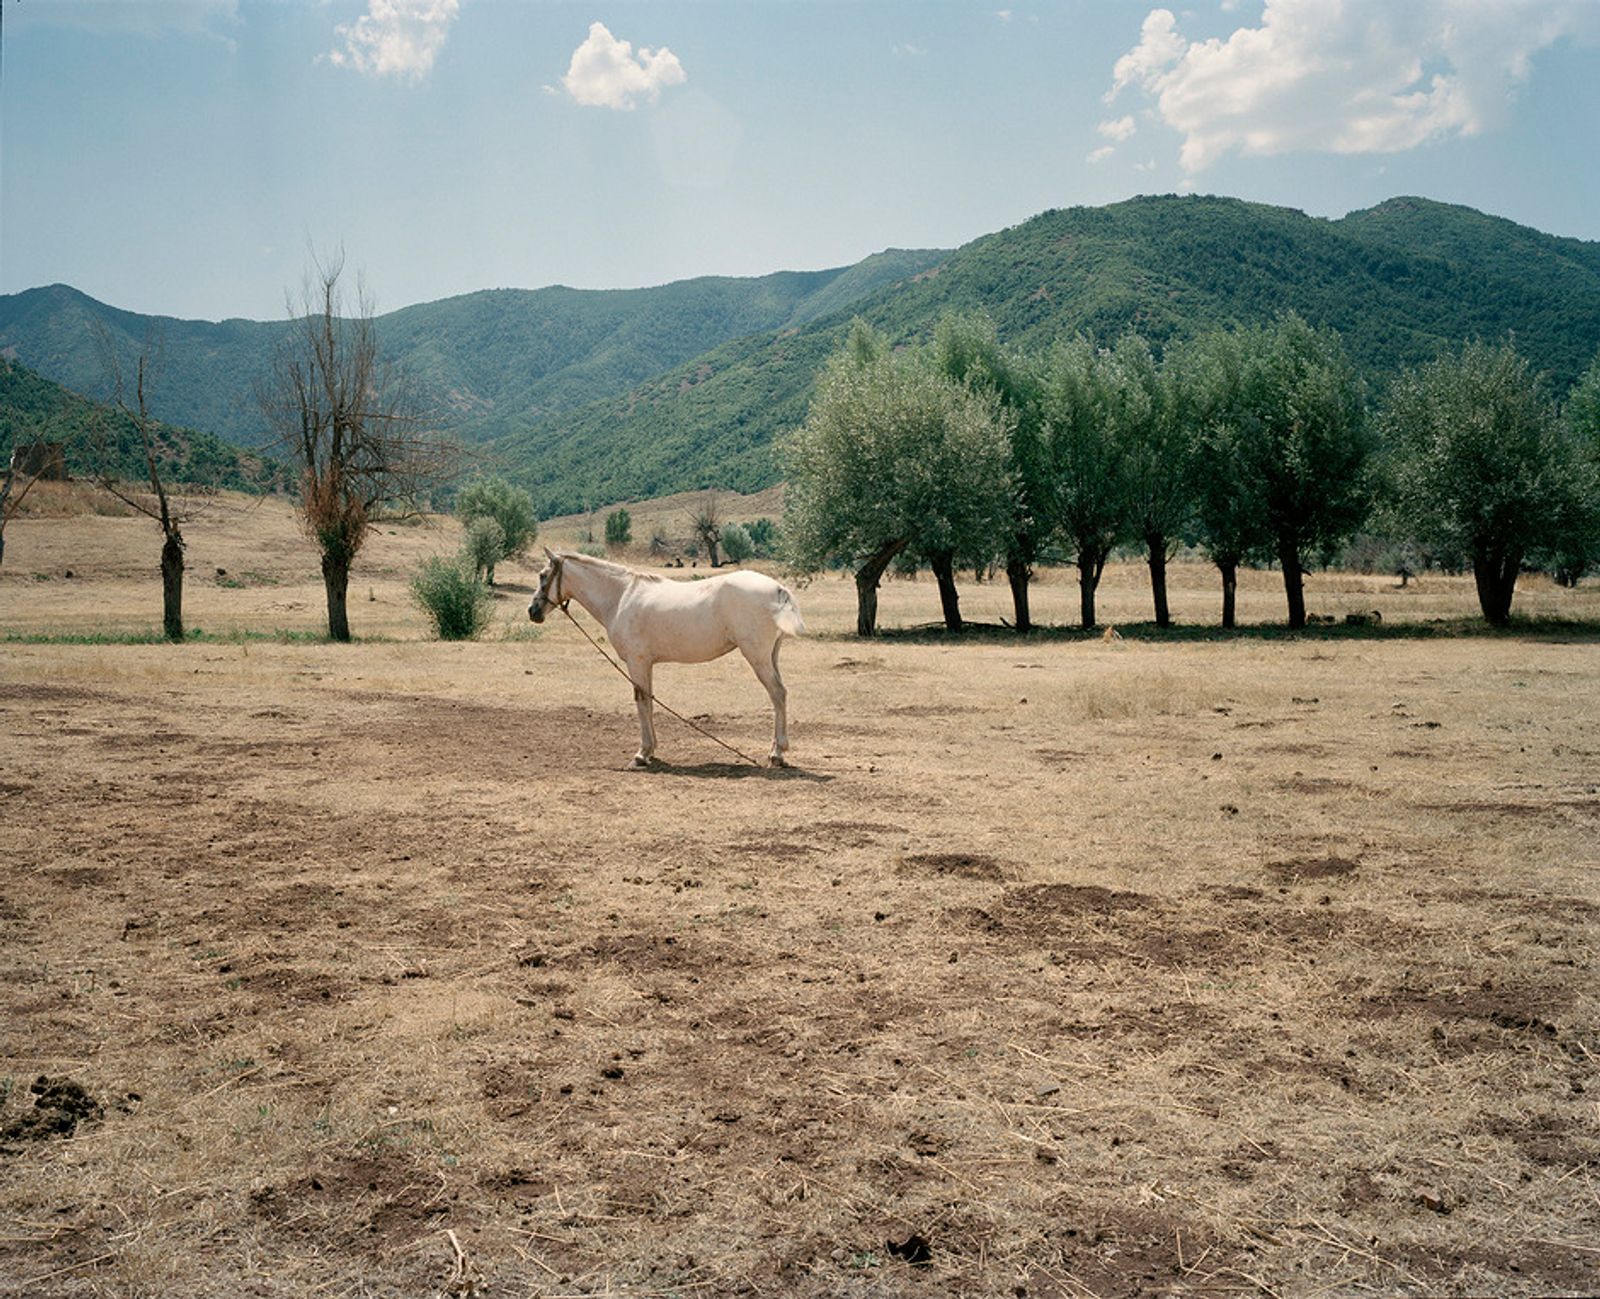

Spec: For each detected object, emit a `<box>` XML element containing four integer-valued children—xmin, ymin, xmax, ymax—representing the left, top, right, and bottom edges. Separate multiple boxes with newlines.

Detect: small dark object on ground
<box><xmin>886</xmin><ymin>1232</ymin><xmax>933</xmax><ymax>1266</ymax></box>
<box><xmin>0</xmin><ymin>1075</ymin><xmax>102</xmax><ymax>1145</ymax></box>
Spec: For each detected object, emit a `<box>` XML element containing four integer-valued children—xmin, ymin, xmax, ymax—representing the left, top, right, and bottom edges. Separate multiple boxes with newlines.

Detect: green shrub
<box><xmin>721</xmin><ymin>522</ymin><xmax>753</xmax><ymax>564</ymax></box>
<box><xmin>604</xmin><ymin>507</ymin><xmax>632</xmax><ymax>549</ymax></box>
<box><xmin>746</xmin><ymin>517</ymin><xmax>778</xmax><ymax>556</ymax></box>
<box><xmin>462</xmin><ymin>516</ymin><xmax>507</xmax><ymax>583</ymax></box>
<box><xmin>411</xmin><ymin>556</ymin><xmax>493</xmax><ymax>640</ymax></box>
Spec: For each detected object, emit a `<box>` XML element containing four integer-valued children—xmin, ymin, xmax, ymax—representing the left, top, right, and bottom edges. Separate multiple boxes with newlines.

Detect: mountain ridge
<box><xmin>4</xmin><ymin>194</ymin><xmax>1598</xmax><ymax>514</ymax></box>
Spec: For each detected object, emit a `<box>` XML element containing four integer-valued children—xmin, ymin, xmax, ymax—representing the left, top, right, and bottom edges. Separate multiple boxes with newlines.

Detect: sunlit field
<box><xmin>2</xmin><ymin>489</ymin><xmax>1597</xmax><ymax>1297</ymax></box>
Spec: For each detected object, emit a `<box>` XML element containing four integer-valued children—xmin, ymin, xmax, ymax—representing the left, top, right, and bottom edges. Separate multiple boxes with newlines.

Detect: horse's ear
<box><xmin>543</xmin><ymin>545</ymin><xmax>556</xmax><ymax>561</ymax></box>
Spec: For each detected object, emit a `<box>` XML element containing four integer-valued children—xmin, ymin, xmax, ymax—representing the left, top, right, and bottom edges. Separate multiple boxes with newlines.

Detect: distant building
<box><xmin>9</xmin><ymin>441</ymin><xmax>68</xmax><ymax>480</ymax></box>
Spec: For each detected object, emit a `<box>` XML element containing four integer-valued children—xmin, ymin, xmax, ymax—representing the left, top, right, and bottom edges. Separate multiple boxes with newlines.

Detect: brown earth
<box><xmin>1</xmin><ymin>488</ymin><xmax>1597</xmax><ymax>1296</ymax></box>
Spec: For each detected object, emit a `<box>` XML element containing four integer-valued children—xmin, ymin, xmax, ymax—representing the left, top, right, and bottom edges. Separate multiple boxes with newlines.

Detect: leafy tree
<box><xmin>456</xmin><ymin>476</ymin><xmax>538</xmax><ymax>584</ymax></box>
<box><xmin>746</xmin><ymin>516</ymin><xmax>778</xmax><ymax>557</ymax></box>
<box><xmin>1105</xmin><ymin>331</ymin><xmax>1195</xmax><ymax>627</ymax></box>
<box><xmin>462</xmin><ymin>515</ymin><xmax>507</xmax><ymax>583</ymax></box>
<box><xmin>1182</xmin><ymin>331</ymin><xmax>1273</xmax><ymax>627</ymax></box>
<box><xmin>782</xmin><ymin>323</ymin><xmax>1014</xmax><ymax>635</ymax></box>
<box><xmin>604</xmin><ymin>506</ymin><xmax>632</xmax><ymax>550</ymax></box>
<box><xmin>1041</xmin><ymin>336</ymin><xmax>1123</xmax><ymax>629</ymax></box>
<box><xmin>1384</xmin><ymin>340</ymin><xmax>1592</xmax><ymax>623</ymax></box>
<box><xmin>1219</xmin><ymin>314</ymin><xmax>1373</xmax><ymax>629</ymax></box>
<box><xmin>1542</xmin><ymin>353</ymin><xmax>1600</xmax><ymax>585</ymax></box>
<box><xmin>934</xmin><ymin>311</ymin><xmax>1050</xmax><ymax>630</ymax></box>
<box><xmin>721</xmin><ymin>521</ymin><xmax>754</xmax><ymax>564</ymax></box>
<box><xmin>259</xmin><ymin>254</ymin><xmax>453</xmax><ymax>641</ymax></box>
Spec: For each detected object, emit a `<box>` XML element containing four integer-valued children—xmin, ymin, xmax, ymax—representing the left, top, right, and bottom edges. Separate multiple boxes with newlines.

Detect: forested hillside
<box><xmin>4</xmin><ymin>195</ymin><xmax>1598</xmax><ymax>514</ymax></box>
<box><xmin>0</xmin><ymin>359</ymin><xmax>280</xmax><ymax>493</ymax></box>
<box><xmin>0</xmin><ymin>252</ymin><xmax>943</xmax><ymax>449</ymax></box>
<box><xmin>496</xmin><ymin>195</ymin><xmax>1600</xmax><ymax>512</ymax></box>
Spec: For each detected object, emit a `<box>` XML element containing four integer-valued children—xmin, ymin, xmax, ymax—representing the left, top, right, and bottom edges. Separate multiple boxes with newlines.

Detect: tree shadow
<box><xmin>642</xmin><ymin>759</ymin><xmax>834</xmax><ymax>783</ymax></box>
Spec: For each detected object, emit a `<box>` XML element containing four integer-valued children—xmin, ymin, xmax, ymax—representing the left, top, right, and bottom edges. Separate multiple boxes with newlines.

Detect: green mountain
<box><xmin>0</xmin><ymin>358</ymin><xmax>280</xmax><ymax>493</ymax></box>
<box><xmin>0</xmin><ymin>252</ymin><xmax>943</xmax><ymax>450</ymax></box>
<box><xmin>4</xmin><ymin>195</ymin><xmax>1598</xmax><ymax>514</ymax></box>
<box><xmin>493</xmin><ymin>194</ymin><xmax>1600</xmax><ymax>513</ymax></box>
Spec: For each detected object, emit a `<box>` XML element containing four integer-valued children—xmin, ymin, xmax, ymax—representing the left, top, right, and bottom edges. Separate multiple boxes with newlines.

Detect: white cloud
<box><xmin>1106</xmin><ymin>0</ymin><xmax>1593</xmax><ymax>172</ymax></box>
<box><xmin>1098</xmin><ymin>115</ymin><xmax>1138</xmax><ymax>142</ymax></box>
<box><xmin>329</xmin><ymin>0</ymin><xmax>460</xmax><ymax>82</ymax></box>
<box><xmin>893</xmin><ymin>42</ymin><xmax>928</xmax><ymax>57</ymax></box>
<box><xmin>1108</xmin><ymin>8</ymin><xmax>1186</xmax><ymax>101</ymax></box>
<box><xmin>562</xmin><ymin>21</ymin><xmax>687</xmax><ymax>110</ymax></box>
<box><xmin>1087</xmin><ymin>145</ymin><xmax>1116</xmax><ymax>164</ymax></box>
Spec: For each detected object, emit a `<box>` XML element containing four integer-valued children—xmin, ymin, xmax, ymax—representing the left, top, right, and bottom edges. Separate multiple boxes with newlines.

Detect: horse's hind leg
<box><xmin>628</xmin><ymin>659</ymin><xmax>657</xmax><ymax>768</ymax></box>
<box><xmin>741</xmin><ymin>637</ymin><xmax>789</xmax><ymax>767</ymax></box>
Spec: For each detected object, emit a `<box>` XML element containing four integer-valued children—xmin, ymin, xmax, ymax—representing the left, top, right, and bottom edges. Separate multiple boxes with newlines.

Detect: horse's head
<box><xmin>528</xmin><ymin>548</ymin><xmax>565</xmax><ymax>623</ymax></box>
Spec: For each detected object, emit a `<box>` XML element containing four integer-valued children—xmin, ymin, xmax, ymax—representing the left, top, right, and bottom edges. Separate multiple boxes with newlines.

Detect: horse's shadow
<box><xmin>641</xmin><ymin>760</ymin><xmax>833</xmax><ymax>783</ymax></box>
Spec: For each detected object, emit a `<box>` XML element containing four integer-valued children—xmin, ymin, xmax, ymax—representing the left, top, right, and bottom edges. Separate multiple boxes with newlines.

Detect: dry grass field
<box><xmin>2</xmin><ymin>486</ymin><xmax>1598</xmax><ymax>1298</ymax></box>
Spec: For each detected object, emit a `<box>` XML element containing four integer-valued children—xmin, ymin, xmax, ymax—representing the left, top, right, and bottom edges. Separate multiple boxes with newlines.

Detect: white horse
<box><xmin>529</xmin><ymin>549</ymin><xmax>806</xmax><ymax>768</ymax></box>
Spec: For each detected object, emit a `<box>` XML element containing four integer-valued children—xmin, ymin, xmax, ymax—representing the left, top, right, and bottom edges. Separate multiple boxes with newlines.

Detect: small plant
<box><xmin>579</xmin><ymin>542</ymin><xmax>606</xmax><ymax>558</ymax></box>
<box><xmin>604</xmin><ymin>507</ymin><xmax>632</xmax><ymax>550</ymax></box>
<box><xmin>721</xmin><ymin>522</ymin><xmax>753</xmax><ymax>564</ymax></box>
<box><xmin>410</xmin><ymin>556</ymin><xmax>493</xmax><ymax>640</ymax></box>
<box><xmin>462</xmin><ymin>515</ymin><xmax>507</xmax><ymax>583</ymax></box>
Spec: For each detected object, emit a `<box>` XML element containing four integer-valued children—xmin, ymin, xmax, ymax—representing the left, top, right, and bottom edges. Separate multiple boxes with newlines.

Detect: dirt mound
<box><xmin>899</xmin><ymin>851</ymin><xmax>1006</xmax><ymax>881</ymax></box>
<box><xmin>1268</xmin><ymin>854</ymin><xmax>1359</xmax><ymax>882</ymax></box>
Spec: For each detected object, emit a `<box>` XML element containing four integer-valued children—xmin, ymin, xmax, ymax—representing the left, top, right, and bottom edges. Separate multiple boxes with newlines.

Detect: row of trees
<box><xmin>782</xmin><ymin>314</ymin><xmax>1600</xmax><ymax>634</ymax></box>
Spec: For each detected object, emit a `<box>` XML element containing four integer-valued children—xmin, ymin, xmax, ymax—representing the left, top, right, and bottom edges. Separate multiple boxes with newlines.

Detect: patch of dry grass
<box><xmin>1</xmin><ymin>498</ymin><xmax>1597</xmax><ymax>1297</ymax></box>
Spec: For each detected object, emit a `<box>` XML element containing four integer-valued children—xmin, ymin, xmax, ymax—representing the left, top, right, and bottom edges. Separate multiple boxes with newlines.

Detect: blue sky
<box><xmin>4</xmin><ymin>0</ymin><xmax>1599</xmax><ymax>321</ymax></box>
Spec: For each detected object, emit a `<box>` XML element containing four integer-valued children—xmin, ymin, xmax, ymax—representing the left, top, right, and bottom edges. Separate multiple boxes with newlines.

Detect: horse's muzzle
<box><xmin>528</xmin><ymin>601</ymin><xmax>545</xmax><ymax>623</ymax></box>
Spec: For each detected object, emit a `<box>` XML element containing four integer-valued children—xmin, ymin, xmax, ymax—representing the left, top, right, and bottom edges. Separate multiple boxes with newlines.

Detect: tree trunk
<box><xmin>1218</xmin><ymin>557</ymin><xmax>1238</xmax><ymax>630</ymax></box>
<box><xmin>929</xmin><ymin>551</ymin><xmax>963</xmax><ymax>631</ymax></box>
<box><xmin>1473</xmin><ymin>548</ymin><xmax>1521</xmax><ymax>626</ymax></box>
<box><xmin>1146</xmin><ymin>531</ymin><xmax>1171</xmax><ymax>627</ymax></box>
<box><xmin>1077</xmin><ymin>546</ymin><xmax>1106</xmax><ymax>629</ymax></box>
<box><xmin>1006</xmin><ymin>555</ymin><xmax>1032</xmax><ymax>633</ymax></box>
<box><xmin>160</xmin><ymin>529</ymin><xmax>185</xmax><ymax>642</ymax></box>
<box><xmin>323</xmin><ymin>552</ymin><xmax>353</xmax><ymax>642</ymax></box>
<box><xmin>854</xmin><ymin>539</ymin><xmax>907</xmax><ymax>638</ymax></box>
<box><xmin>1278</xmin><ymin>537</ymin><xmax>1306</xmax><ymax>630</ymax></box>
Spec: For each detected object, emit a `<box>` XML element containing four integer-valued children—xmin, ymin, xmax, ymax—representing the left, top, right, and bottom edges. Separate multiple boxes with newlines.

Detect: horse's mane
<box><xmin>560</xmin><ymin>551</ymin><xmax>664</xmax><ymax>583</ymax></box>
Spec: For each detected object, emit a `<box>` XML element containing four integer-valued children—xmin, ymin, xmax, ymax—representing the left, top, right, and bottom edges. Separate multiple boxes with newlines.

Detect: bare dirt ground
<box><xmin>2</xmin><ymin>489</ymin><xmax>1598</xmax><ymax>1297</ymax></box>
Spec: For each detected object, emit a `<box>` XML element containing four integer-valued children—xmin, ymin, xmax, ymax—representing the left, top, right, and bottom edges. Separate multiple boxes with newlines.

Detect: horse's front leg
<box><xmin>628</xmin><ymin>659</ymin><xmax>657</xmax><ymax>769</ymax></box>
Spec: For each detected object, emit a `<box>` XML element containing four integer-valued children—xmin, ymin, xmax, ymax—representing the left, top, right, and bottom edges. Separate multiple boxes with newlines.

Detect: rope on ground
<box><xmin>559</xmin><ymin>604</ymin><xmax>763</xmax><ymax>767</ymax></box>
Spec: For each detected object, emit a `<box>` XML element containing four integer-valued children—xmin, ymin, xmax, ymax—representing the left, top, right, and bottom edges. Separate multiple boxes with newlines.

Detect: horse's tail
<box><xmin>774</xmin><ymin>585</ymin><xmax>807</xmax><ymax>637</ymax></box>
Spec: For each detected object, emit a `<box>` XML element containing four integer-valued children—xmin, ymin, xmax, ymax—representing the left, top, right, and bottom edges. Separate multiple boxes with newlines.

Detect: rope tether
<box><xmin>559</xmin><ymin>604</ymin><xmax>764</xmax><ymax>768</ymax></box>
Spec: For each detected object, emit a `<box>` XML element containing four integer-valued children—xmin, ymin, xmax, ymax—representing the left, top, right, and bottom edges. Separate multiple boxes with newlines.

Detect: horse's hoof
<box><xmin>769</xmin><ymin>754</ymin><xmax>789</xmax><ymax>769</ymax></box>
<box><xmin>629</xmin><ymin>755</ymin><xmax>653</xmax><ymax>770</ymax></box>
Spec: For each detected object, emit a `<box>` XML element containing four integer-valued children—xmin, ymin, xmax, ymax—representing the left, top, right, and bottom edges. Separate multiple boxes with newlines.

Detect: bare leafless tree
<box><xmin>688</xmin><ymin>492</ymin><xmax>723</xmax><ymax>567</ymax></box>
<box><xmin>0</xmin><ymin>455</ymin><xmax>41</xmax><ymax>570</ymax></box>
<box><xmin>258</xmin><ymin>253</ymin><xmax>454</xmax><ymax>641</ymax></box>
<box><xmin>90</xmin><ymin>327</ymin><xmax>196</xmax><ymax>641</ymax></box>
